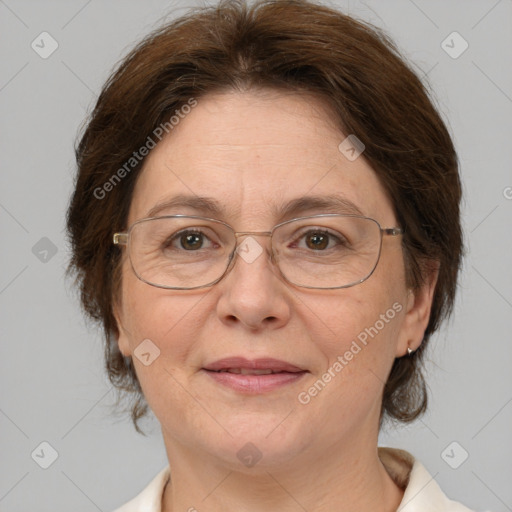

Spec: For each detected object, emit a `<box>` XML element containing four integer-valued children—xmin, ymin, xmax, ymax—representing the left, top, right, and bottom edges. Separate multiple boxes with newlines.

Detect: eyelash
<box><xmin>164</xmin><ymin>227</ymin><xmax>347</xmax><ymax>251</ymax></box>
<box><xmin>289</xmin><ymin>228</ymin><xmax>347</xmax><ymax>250</ymax></box>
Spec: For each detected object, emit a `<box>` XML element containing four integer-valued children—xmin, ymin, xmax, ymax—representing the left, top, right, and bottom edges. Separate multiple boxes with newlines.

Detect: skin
<box><xmin>114</xmin><ymin>89</ymin><xmax>437</xmax><ymax>512</ymax></box>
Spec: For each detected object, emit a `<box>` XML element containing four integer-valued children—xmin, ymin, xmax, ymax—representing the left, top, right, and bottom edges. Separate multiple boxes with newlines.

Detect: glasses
<box><xmin>113</xmin><ymin>214</ymin><xmax>403</xmax><ymax>290</ymax></box>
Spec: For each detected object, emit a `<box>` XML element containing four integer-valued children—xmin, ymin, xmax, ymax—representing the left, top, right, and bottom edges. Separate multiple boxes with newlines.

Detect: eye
<box><xmin>294</xmin><ymin>229</ymin><xmax>347</xmax><ymax>251</ymax></box>
<box><xmin>166</xmin><ymin>229</ymin><xmax>216</xmax><ymax>251</ymax></box>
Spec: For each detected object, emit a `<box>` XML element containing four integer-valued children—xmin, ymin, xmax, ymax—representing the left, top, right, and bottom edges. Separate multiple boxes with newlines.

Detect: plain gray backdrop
<box><xmin>1</xmin><ymin>0</ymin><xmax>511</xmax><ymax>511</ymax></box>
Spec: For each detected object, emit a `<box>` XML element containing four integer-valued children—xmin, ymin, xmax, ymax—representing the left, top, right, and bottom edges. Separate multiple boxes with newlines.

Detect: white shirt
<box><xmin>113</xmin><ymin>447</ymin><xmax>481</xmax><ymax>512</ymax></box>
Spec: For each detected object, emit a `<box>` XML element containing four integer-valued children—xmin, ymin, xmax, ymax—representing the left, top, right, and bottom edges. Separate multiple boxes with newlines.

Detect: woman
<box><xmin>66</xmin><ymin>0</ymin><xmax>484</xmax><ymax>510</ymax></box>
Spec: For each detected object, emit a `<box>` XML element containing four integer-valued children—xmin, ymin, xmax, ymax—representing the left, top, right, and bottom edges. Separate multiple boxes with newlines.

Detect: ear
<box><xmin>113</xmin><ymin>300</ymin><xmax>132</xmax><ymax>357</ymax></box>
<box><xmin>395</xmin><ymin>263</ymin><xmax>439</xmax><ymax>357</ymax></box>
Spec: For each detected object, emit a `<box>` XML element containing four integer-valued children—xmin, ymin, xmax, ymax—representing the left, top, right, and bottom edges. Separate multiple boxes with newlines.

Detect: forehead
<box><xmin>128</xmin><ymin>89</ymin><xmax>395</xmax><ymax>226</ymax></box>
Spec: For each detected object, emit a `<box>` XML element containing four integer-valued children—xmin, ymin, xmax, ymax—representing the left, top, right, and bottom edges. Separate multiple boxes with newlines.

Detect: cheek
<box><xmin>295</xmin><ymin>269</ymin><xmax>406</xmax><ymax>412</ymax></box>
<box><xmin>304</xmin><ymin>287</ymin><xmax>403</xmax><ymax>359</ymax></box>
<box><xmin>296</xmin><ymin>295</ymin><xmax>405</xmax><ymax>436</ymax></box>
<box><xmin>118</xmin><ymin>267</ymin><xmax>211</xmax><ymax>385</ymax></box>
<box><xmin>118</xmin><ymin>275</ymin><xmax>215</xmax><ymax>432</ymax></box>
<box><xmin>121</xmin><ymin>262</ymin><xmax>191</xmax><ymax>338</ymax></box>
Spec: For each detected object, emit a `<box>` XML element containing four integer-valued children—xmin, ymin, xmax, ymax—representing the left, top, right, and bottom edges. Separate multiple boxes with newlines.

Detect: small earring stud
<box><xmin>407</xmin><ymin>347</ymin><xmax>414</xmax><ymax>356</ymax></box>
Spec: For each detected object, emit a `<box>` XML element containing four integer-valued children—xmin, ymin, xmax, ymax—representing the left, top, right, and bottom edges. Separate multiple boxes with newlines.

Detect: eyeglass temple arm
<box><xmin>382</xmin><ymin>227</ymin><xmax>403</xmax><ymax>236</ymax></box>
<box><xmin>113</xmin><ymin>233</ymin><xmax>128</xmax><ymax>245</ymax></box>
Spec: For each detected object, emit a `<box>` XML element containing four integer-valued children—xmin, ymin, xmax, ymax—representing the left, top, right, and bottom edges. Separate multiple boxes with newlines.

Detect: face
<box><xmin>115</xmin><ymin>89</ymin><xmax>435</xmax><ymax>471</ymax></box>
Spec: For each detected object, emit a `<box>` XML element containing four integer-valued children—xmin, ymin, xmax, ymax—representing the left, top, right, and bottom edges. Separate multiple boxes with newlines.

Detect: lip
<box><xmin>203</xmin><ymin>357</ymin><xmax>308</xmax><ymax>394</ymax></box>
<box><xmin>204</xmin><ymin>357</ymin><xmax>305</xmax><ymax>373</ymax></box>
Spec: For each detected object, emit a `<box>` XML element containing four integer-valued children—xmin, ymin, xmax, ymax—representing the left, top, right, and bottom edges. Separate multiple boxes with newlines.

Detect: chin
<box><xmin>193</xmin><ymin>412</ymin><xmax>313</xmax><ymax>471</ymax></box>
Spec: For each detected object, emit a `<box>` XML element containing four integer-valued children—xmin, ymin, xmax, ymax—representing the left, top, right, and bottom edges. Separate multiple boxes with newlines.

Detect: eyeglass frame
<box><xmin>113</xmin><ymin>213</ymin><xmax>404</xmax><ymax>290</ymax></box>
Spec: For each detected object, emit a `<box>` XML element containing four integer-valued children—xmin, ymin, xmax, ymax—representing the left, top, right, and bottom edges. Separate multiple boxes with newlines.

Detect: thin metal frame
<box><xmin>113</xmin><ymin>214</ymin><xmax>403</xmax><ymax>290</ymax></box>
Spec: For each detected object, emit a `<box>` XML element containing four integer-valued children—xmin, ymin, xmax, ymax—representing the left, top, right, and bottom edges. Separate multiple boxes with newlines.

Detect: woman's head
<box><xmin>67</xmin><ymin>0</ymin><xmax>462</xmax><ymax>444</ymax></box>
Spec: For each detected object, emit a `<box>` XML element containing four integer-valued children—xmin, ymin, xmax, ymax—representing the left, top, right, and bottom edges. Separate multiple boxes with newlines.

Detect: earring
<box><xmin>407</xmin><ymin>347</ymin><xmax>414</xmax><ymax>356</ymax></box>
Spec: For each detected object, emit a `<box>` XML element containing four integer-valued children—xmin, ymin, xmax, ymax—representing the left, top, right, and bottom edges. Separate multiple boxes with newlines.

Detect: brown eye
<box><xmin>180</xmin><ymin>232</ymin><xmax>204</xmax><ymax>250</ymax></box>
<box><xmin>297</xmin><ymin>229</ymin><xmax>346</xmax><ymax>251</ymax></box>
<box><xmin>305</xmin><ymin>232</ymin><xmax>330</xmax><ymax>250</ymax></box>
<box><xmin>164</xmin><ymin>229</ymin><xmax>214</xmax><ymax>251</ymax></box>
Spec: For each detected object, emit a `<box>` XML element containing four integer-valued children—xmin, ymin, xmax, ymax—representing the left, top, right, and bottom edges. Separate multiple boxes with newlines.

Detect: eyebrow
<box><xmin>146</xmin><ymin>193</ymin><xmax>365</xmax><ymax>219</ymax></box>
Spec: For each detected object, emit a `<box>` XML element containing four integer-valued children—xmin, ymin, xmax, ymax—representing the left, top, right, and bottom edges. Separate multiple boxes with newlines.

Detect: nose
<box><xmin>215</xmin><ymin>235</ymin><xmax>292</xmax><ymax>331</ymax></box>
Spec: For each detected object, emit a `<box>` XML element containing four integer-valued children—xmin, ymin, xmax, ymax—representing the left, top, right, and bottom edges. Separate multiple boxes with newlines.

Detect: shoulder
<box><xmin>379</xmin><ymin>446</ymin><xmax>485</xmax><ymax>512</ymax></box>
<box><xmin>111</xmin><ymin>466</ymin><xmax>170</xmax><ymax>512</ymax></box>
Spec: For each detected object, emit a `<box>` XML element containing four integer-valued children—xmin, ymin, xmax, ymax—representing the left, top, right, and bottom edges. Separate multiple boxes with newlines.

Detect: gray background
<box><xmin>1</xmin><ymin>0</ymin><xmax>511</xmax><ymax>511</ymax></box>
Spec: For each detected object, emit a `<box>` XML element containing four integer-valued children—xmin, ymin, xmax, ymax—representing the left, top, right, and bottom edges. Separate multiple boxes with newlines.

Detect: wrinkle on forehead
<box><xmin>129</xmin><ymin>89</ymin><xmax>395</xmax><ymax>228</ymax></box>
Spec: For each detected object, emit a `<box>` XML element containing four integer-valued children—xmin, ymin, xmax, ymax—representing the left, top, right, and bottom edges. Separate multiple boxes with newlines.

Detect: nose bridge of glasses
<box><xmin>231</xmin><ymin>231</ymin><xmax>275</xmax><ymax>266</ymax></box>
<box><xmin>234</xmin><ymin>231</ymin><xmax>272</xmax><ymax>238</ymax></box>
<box><xmin>234</xmin><ymin>231</ymin><xmax>272</xmax><ymax>254</ymax></box>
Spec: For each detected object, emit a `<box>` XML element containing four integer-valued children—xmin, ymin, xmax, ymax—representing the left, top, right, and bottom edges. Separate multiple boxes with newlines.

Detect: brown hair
<box><xmin>67</xmin><ymin>0</ymin><xmax>462</xmax><ymax>432</ymax></box>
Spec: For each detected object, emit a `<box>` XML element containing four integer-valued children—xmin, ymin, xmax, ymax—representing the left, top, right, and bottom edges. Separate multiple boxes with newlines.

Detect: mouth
<box><xmin>211</xmin><ymin>368</ymin><xmax>286</xmax><ymax>375</ymax></box>
<box><xmin>202</xmin><ymin>357</ymin><xmax>308</xmax><ymax>393</ymax></box>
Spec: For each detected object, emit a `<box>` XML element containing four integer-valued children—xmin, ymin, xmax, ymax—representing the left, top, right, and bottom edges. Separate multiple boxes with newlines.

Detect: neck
<box><xmin>161</xmin><ymin>435</ymin><xmax>404</xmax><ymax>512</ymax></box>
